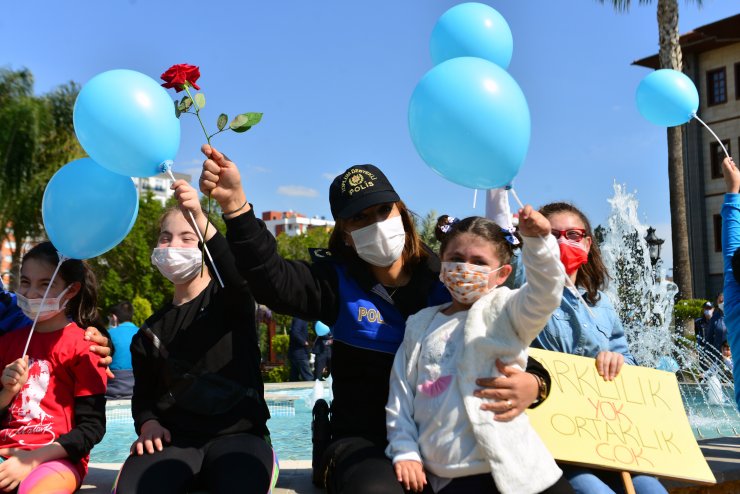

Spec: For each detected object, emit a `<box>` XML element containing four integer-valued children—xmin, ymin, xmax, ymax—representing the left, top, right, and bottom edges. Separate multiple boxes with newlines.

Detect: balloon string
<box><xmin>162</xmin><ymin>166</ymin><xmax>225</xmax><ymax>289</ymax></box>
<box><xmin>472</xmin><ymin>189</ymin><xmax>478</xmax><ymax>209</ymax></box>
<box><xmin>693</xmin><ymin>113</ymin><xmax>730</xmax><ymax>160</ymax></box>
<box><xmin>21</xmin><ymin>255</ymin><xmax>66</xmax><ymax>358</ymax></box>
<box><xmin>507</xmin><ymin>186</ymin><xmax>596</xmax><ymax>319</ymax></box>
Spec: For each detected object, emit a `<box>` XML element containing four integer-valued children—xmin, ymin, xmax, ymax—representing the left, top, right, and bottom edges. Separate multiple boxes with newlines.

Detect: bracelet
<box><xmin>222</xmin><ymin>198</ymin><xmax>248</xmax><ymax>217</ymax></box>
<box><xmin>532</xmin><ymin>374</ymin><xmax>549</xmax><ymax>404</ymax></box>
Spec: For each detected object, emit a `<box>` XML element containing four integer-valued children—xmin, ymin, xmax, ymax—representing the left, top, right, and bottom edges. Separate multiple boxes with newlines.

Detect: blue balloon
<box><xmin>656</xmin><ymin>356</ymin><xmax>680</xmax><ymax>373</ymax></box>
<box><xmin>315</xmin><ymin>321</ymin><xmax>331</xmax><ymax>337</ymax></box>
<box><xmin>43</xmin><ymin>158</ymin><xmax>139</xmax><ymax>259</ymax></box>
<box><xmin>636</xmin><ymin>69</ymin><xmax>699</xmax><ymax>127</ymax></box>
<box><xmin>408</xmin><ymin>57</ymin><xmax>530</xmax><ymax>189</ymax></box>
<box><xmin>430</xmin><ymin>3</ymin><xmax>513</xmax><ymax>69</ymax></box>
<box><xmin>74</xmin><ymin>69</ymin><xmax>181</xmax><ymax>177</ymax></box>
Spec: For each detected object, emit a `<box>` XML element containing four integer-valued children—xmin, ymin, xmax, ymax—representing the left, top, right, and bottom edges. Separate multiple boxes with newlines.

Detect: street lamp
<box><xmin>644</xmin><ymin>226</ymin><xmax>664</xmax><ymax>266</ymax></box>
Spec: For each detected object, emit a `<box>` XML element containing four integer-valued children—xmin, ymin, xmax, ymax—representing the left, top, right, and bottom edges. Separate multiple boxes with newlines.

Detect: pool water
<box><xmin>91</xmin><ymin>384</ymin><xmax>740</xmax><ymax>464</ymax></box>
<box><xmin>90</xmin><ymin>388</ymin><xmax>317</xmax><ymax>464</ymax></box>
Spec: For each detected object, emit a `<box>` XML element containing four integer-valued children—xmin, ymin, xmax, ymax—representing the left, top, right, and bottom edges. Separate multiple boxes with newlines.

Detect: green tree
<box><xmin>90</xmin><ymin>193</ymin><xmax>172</xmax><ymax>313</ymax></box>
<box><xmin>416</xmin><ymin>210</ymin><xmax>440</xmax><ymax>253</ymax></box>
<box><xmin>0</xmin><ymin>69</ymin><xmax>83</xmax><ymax>285</ymax></box>
<box><xmin>599</xmin><ymin>0</ymin><xmax>702</xmax><ymax>299</ymax></box>
<box><xmin>275</xmin><ymin>226</ymin><xmax>332</xmax><ymax>262</ymax></box>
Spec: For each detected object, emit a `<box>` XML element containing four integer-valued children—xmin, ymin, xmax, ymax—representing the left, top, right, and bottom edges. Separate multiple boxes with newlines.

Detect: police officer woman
<box><xmin>199</xmin><ymin>145</ymin><xmax>552</xmax><ymax>494</ymax></box>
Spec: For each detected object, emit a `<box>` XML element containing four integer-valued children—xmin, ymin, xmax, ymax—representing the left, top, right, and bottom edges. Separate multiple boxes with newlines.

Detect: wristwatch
<box><xmin>532</xmin><ymin>374</ymin><xmax>549</xmax><ymax>404</ymax></box>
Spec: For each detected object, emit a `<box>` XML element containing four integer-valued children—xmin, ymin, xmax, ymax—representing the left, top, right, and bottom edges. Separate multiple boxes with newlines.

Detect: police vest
<box><xmin>331</xmin><ymin>263</ymin><xmax>450</xmax><ymax>354</ymax></box>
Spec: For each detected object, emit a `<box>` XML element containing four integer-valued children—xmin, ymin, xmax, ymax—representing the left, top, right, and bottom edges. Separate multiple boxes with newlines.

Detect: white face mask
<box><xmin>151</xmin><ymin>247</ymin><xmax>203</xmax><ymax>284</ymax></box>
<box><xmin>16</xmin><ymin>285</ymin><xmax>72</xmax><ymax>322</ymax></box>
<box><xmin>440</xmin><ymin>262</ymin><xmax>504</xmax><ymax>305</ymax></box>
<box><xmin>350</xmin><ymin>215</ymin><xmax>406</xmax><ymax>267</ymax></box>
<box><xmin>718</xmin><ymin>302</ymin><xmax>724</xmax><ymax>312</ymax></box>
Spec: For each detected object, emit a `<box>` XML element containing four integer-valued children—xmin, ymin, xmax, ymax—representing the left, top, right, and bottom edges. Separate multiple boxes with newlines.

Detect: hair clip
<box><xmin>440</xmin><ymin>216</ymin><xmax>460</xmax><ymax>234</ymax></box>
<box><xmin>502</xmin><ymin>226</ymin><xmax>520</xmax><ymax>246</ymax></box>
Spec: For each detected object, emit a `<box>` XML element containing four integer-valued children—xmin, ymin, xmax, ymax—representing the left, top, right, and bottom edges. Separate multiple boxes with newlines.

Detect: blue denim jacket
<box><xmin>721</xmin><ymin>193</ymin><xmax>740</xmax><ymax>410</ymax></box>
<box><xmin>532</xmin><ymin>287</ymin><xmax>637</xmax><ymax>365</ymax></box>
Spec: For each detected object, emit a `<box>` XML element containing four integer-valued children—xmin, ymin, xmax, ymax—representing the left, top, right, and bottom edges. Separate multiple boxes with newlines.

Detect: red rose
<box><xmin>160</xmin><ymin>64</ymin><xmax>201</xmax><ymax>92</ymax></box>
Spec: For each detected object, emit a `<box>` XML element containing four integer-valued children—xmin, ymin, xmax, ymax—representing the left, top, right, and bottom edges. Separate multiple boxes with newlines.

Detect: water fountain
<box><xmin>598</xmin><ymin>183</ymin><xmax>740</xmax><ymax>438</ymax></box>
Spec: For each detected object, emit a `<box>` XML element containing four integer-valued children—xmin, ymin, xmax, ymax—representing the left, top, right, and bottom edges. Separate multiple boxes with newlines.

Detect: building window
<box><xmin>714</xmin><ymin>214</ymin><xmax>722</xmax><ymax>253</ymax></box>
<box><xmin>710</xmin><ymin>140</ymin><xmax>732</xmax><ymax>179</ymax></box>
<box><xmin>706</xmin><ymin>68</ymin><xmax>727</xmax><ymax>106</ymax></box>
<box><xmin>736</xmin><ymin>63</ymin><xmax>740</xmax><ymax>100</ymax></box>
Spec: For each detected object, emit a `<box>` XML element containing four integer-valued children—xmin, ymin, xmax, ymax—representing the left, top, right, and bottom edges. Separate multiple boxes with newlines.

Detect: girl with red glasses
<box><xmin>533</xmin><ymin>202</ymin><xmax>666</xmax><ymax>494</ymax></box>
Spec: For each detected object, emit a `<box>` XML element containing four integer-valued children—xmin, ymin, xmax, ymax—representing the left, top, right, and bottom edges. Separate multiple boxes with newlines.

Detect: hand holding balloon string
<box><xmin>160</xmin><ymin>161</ymin><xmax>224</xmax><ymax>288</ymax></box>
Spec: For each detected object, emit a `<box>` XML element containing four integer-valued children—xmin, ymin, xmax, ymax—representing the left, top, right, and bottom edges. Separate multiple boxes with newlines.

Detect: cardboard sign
<box><xmin>526</xmin><ymin>348</ymin><xmax>715</xmax><ymax>484</ymax></box>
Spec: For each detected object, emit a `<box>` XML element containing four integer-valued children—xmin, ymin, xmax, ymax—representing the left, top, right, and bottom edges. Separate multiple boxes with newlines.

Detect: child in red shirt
<box><xmin>0</xmin><ymin>242</ymin><xmax>107</xmax><ymax>493</ymax></box>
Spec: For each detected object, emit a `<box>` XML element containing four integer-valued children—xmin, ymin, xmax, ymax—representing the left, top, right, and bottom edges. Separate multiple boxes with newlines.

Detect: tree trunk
<box><xmin>658</xmin><ymin>0</ymin><xmax>693</xmax><ymax>299</ymax></box>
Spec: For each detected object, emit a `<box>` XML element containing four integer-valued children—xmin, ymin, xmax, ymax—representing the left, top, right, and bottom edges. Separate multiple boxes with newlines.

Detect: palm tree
<box><xmin>600</xmin><ymin>0</ymin><xmax>702</xmax><ymax>300</ymax></box>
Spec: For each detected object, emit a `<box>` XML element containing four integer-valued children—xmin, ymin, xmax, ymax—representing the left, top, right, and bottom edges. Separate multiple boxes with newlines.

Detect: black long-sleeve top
<box><xmin>130</xmin><ymin>231</ymin><xmax>269</xmax><ymax>445</ymax></box>
<box><xmin>225</xmin><ymin>209</ymin><xmax>551</xmax><ymax>446</ymax></box>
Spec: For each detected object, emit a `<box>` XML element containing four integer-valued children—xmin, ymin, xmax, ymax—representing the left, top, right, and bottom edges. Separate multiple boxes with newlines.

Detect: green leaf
<box><xmin>217</xmin><ymin>113</ymin><xmax>228</xmax><ymax>131</ymax></box>
<box><xmin>194</xmin><ymin>93</ymin><xmax>205</xmax><ymax>109</ymax></box>
<box><xmin>174</xmin><ymin>100</ymin><xmax>181</xmax><ymax>118</ymax></box>
<box><xmin>229</xmin><ymin>114</ymin><xmax>248</xmax><ymax>131</ymax></box>
<box><xmin>229</xmin><ymin>112</ymin><xmax>262</xmax><ymax>133</ymax></box>
<box><xmin>243</xmin><ymin>112</ymin><xmax>263</xmax><ymax>126</ymax></box>
<box><xmin>179</xmin><ymin>96</ymin><xmax>192</xmax><ymax>112</ymax></box>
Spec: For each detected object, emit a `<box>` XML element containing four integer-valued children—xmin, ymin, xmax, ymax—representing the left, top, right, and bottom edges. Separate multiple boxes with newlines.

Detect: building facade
<box><xmin>635</xmin><ymin>14</ymin><xmax>740</xmax><ymax>300</ymax></box>
<box><xmin>134</xmin><ymin>172</ymin><xmax>191</xmax><ymax>206</ymax></box>
<box><xmin>261</xmin><ymin>210</ymin><xmax>335</xmax><ymax>237</ymax></box>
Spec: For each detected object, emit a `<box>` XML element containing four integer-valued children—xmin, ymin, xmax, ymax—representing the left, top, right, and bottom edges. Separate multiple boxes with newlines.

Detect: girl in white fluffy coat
<box><xmin>386</xmin><ymin>207</ymin><xmax>573</xmax><ymax>494</ymax></box>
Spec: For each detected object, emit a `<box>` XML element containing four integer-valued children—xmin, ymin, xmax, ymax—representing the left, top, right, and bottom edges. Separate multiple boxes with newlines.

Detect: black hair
<box><xmin>109</xmin><ymin>301</ymin><xmax>134</xmax><ymax>323</ymax></box>
<box><xmin>434</xmin><ymin>215</ymin><xmax>519</xmax><ymax>265</ymax></box>
<box><xmin>22</xmin><ymin>241</ymin><xmax>100</xmax><ymax>328</ymax></box>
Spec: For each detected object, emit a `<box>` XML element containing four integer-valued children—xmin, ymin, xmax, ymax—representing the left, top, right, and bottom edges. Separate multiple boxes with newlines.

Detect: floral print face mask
<box><xmin>440</xmin><ymin>262</ymin><xmax>504</xmax><ymax>305</ymax></box>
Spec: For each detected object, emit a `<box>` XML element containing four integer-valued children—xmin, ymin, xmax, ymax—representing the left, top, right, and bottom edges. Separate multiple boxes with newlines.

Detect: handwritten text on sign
<box><xmin>526</xmin><ymin>348</ymin><xmax>715</xmax><ymax>484</ymax></box>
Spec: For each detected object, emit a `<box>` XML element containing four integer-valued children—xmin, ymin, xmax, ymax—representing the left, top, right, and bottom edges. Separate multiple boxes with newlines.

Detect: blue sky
<box><xmin>2</xmin><ymin>1</ymin><xmax>738</xmax><ymax>269</ymax></box>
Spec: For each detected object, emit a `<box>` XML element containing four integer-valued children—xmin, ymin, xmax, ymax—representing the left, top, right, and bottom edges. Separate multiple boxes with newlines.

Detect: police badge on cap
<box><xmin>329</xmin><ymin>164</ymin><xmax>400</xmax><ymax>219</ymax></box>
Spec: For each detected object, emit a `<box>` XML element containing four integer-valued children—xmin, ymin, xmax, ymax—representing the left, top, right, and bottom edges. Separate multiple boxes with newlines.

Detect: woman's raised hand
<box><xmin>200</xmin><ymin>144</ymin><xmax>249</xmax><ymax>217</ymax></box>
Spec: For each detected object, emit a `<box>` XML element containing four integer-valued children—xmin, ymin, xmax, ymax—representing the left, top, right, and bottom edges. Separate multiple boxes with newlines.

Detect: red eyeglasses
<box><xmin>551</xmin><ymin>229</ymin><xmax>587</xmax><ymax>241</ymax></box>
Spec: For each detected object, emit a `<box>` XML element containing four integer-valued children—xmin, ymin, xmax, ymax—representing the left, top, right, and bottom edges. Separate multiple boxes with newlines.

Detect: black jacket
<box><xmin>131</xmin><ymin>231</ymin><xmax>269</xmax><ymax>444</ymax></box>
<box><xmin>226</xmin><ymin>209</ymin><xmax>550</xmax><ymax>445</ymax></box>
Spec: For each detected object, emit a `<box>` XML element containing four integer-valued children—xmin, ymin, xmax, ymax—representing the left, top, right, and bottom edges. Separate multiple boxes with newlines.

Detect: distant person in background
<box><xmin>722</xmin><ymin>341</ymin><xmax>733</xmax><ymax>373</ymax></box>
<box><xmin>694</xmin><ymin>301</ymin><xmax>713</xmax><ymax>353</ymax></box>
<box><xmin>289</xmin><ymin>317</ymin><xmax>312</xmax><ymax>381</ymax></box>
<box><xmin>312</xmin><ymin>330</ymin><xmax>333</xmax><ymax>381</ymax></box>
<box><xmin>106</xmin><ymin>301</ymin><xmax>138</xmax><ymax>399</ymax></box>
<box><xmin>706</xmin><ymin>292</ymin><xmax>726</xmax><ymax>361</ymax></box>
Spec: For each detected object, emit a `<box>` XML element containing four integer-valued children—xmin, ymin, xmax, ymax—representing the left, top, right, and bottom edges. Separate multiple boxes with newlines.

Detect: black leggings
<box><xmin>114</xmin><ymin>433</ymin><xmax>276</xmax><ymax>494</ymax></box>
<box><xmin>321</xmin><ymin>437</ymin><xmax>574</xmax><ymax>494</ymax></box>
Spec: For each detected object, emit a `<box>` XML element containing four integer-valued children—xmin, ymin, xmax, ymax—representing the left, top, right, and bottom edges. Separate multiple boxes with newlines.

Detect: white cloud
<box><xmin>277</xmin><ymin>185</ymin><xmax>318</xmax><ymax>198</ymax></box>
<box><xmin>249</xmin><ymin>165</ymin><xmax>270</xmax><ymax>173</ymax></box>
